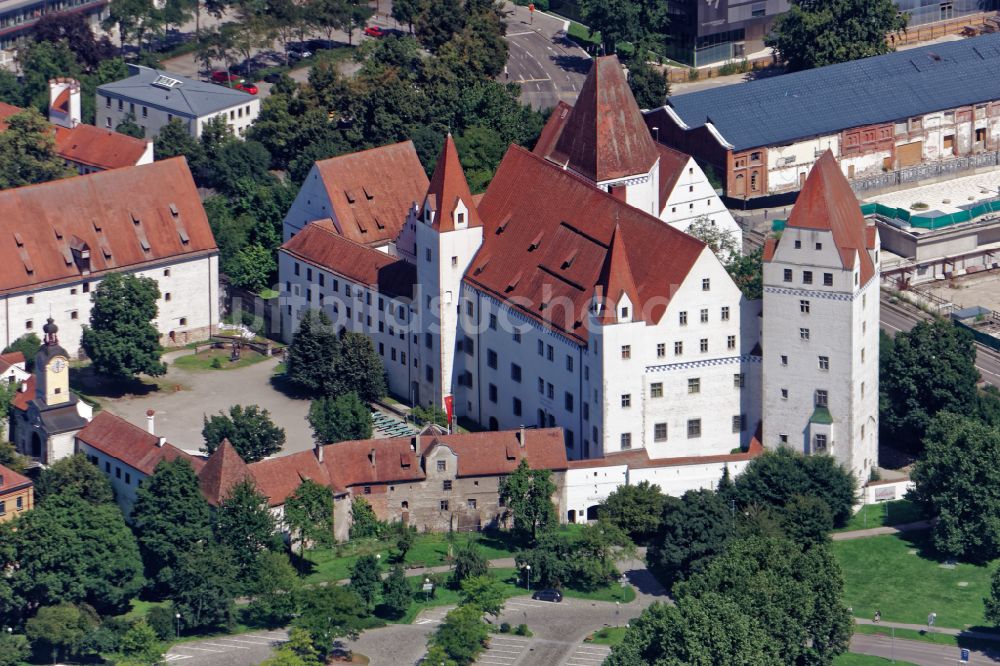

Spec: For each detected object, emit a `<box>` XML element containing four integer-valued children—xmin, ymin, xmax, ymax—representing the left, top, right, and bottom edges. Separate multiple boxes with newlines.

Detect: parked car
<box><xmin>531</xmin><ymin>589</ymin><xmax>563</xmax><ymax>602</ymax></box>
<box><xmin>210</xmin><ymin>70</ymin><xmax>240</xmax><ymax>84</ymax></box>
<box><xmin>364</xmin><ymin>26</ymin><xmax>385</xmax><ymax>38</ymax></box>
<box><xmin>234</xmin><ymin>82</ymin><xmax>258</xmax><ymax>95</ymax></box>
<box><xmin>287</xmin><ymin>43</ymin><xmax>313</xmax><ymax>60</ymax></box>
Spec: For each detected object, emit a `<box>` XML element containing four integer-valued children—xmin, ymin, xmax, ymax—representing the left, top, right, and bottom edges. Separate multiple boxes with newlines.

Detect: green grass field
<box><xmin>837</xmin><ymin>500</ymin><xmax>925</xmax><ymax>532</ymax></box>
<box><xmin>585</xmin><ymin>626</ymin><xmax>628</xmax><ymax>646</ymax></box>
<box><xmin>172</xmin><ymin>347</ymin><xmax>269</xmax><ymax>372</ymax></box>
<box><xmin>833</xmin><ymin>530</ymin><xmax>996</xmax><ymax>630</ymax></box>
<box><xmin>834</xmin><ymin>654</ymin><xmax>917</xmax><ymax>666</ymax></box>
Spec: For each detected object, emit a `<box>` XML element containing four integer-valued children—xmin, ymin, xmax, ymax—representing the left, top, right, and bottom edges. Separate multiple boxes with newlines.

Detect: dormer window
<box><xmin>620</xmin><ymin>306</ymin><xmax>629</xmax><ymax>319</ymax></box>
<box><xmin>457</xmin><ymin>212</ymin><xmax>465</xmax><ymax>226</ymax></box>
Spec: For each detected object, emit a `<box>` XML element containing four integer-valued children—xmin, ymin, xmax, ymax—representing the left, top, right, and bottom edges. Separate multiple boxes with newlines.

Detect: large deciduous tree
<box><xmin>910</xmin><ymin>412</ymin><xmax>1000</xmax><ymax>562</ymax></box>
<box><xmin>25</xmin><ymin>603</ymin><xmax>99</xmax><ymax>664</ymax></box>
<box><xmin>332</xmin><ymin>331</ymin><xmax>387</xmax><ymax>402</ymax></box>
<box><xmin>766</xmin><ymin>0</ymin><xmax>908</xmax><ymax>72</ymax></box>
<box><xmin>626</xmin><ymin>57</ymin><xmax>669</xmax><ymax>109</ymax></box>
<box><xmin>12</xmin><ymin>493</ymin><xmax>144</xmax><ymax>614</ymax></box>
<box><xmin>308</xmin><ymin>392</ymin><xmax>373</xmax><ymax>444</ymax></box>
<box><xmin>286</xmin><ymin>309</ymin><xmax>339</xmax><ymax>397</ymax></box>
<box><xmin>81</xmin><ymin>272</ymin><xmax>167</xmax><ymax>379</ymax></box>
<box><xmin>293</xmin><ymin>587</ymin><xmax>369</xmax><ymax>660</ymax></box>
<box><xmin>349</xmin><ymin>554</ymin><xmax>381</xmax><ymax>612</ymax></box>
<box><xmin>0</xmin><ymin>109</ymin><xmax>73</xmax><ymax>189</ymax></box>
<box><xmin>284</xmin><ymin>479</ymin><xmax>335</xmax><ymax>553</ymax></box>
<box><xmin>600</xmin><ymin>480</ymin><xmax>666</xmax><ymax>545</ymax></box>
<box><xmin>215</xmin><ymin>478</ymin><xmax>282</xmax><ymax>581</ymax></box>
<box><xmin>131</xmin><ymin>458</ymin><xmax>213</xmax><ymax>592</ymax></box>
<box><xmin>171</xmin><ymin>541</ymin><xmax>237</xmax><ymax>632</ymax></box>
<box><xmin>646</xmin><ymin>489</ymin><xmax>733</xmax><ymax>588</ymax></box>
<box><xmin>34</xmin><ymin>452</ymin><xmax>115</xmax><ymax>505</ymax></box>
<box><xmin>202</xmin><ymin>404</ymin><xmax>286</xmax><ymax>462</ymax></box>
<box><xmin>498</xmin><ymin>458</ymin><xmax>557</xmax><ymax>545</ymax></box>
<box><xmin>880</xmin><ymin>320</ymin><xmax>980</xmax><ymax>453</ymax></box>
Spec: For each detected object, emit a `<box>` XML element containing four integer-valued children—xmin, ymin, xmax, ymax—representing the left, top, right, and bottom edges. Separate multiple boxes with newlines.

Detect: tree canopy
<box><xmin>600</xmin><ymin>480</ymin><xmax>666</xmax><ymax>545</ymax></box>
<box><xmin>34</xmin><ymin>452</ymin><xmax>115</xmax><ymax>505</ymax></box>
<box><xmin>284</xmin><ymin>479</ymin><xmax>335</xmax><ymax>553</ymax></box>
<box><xmin>202</xmin><ymin>404</ymin><xmax>286</xmax><ymax>462</ymax></box>
<box><xmin>646</xmin><ymin>489</ymin><xmax>734</xmax><ymax>589</ymax></box>
<box><xmin>215</xmin><ymin>478</ymin><xmax>281</xmax><ymax>581</ymax></box>
<box><xmin>308</xmin><ymin>392</ymin><xmax>373</xmax><ymax>444</ymax></box>
<box><xmin>0</xmin><ymin>108</ymin><xmax>73</xmax><ymax>190</ymax></box>
<box><xmin>81</xmin><ymin>272</ymin><xmax>167</xmax><ymax>379</ymax></box>
<box><xmin>880</xmin><ymin>320</ymin><xmax>980</xmax><ymax>453</ymax></box>
<box><xmin>499</xmin><ymin>458</ymin><xmax>557</xmax><ymax>545</ymax></box>
<box><xmin>766</xmin><ymin>0</ymin><xmax>908</xmax><ymax>72</ymax></box>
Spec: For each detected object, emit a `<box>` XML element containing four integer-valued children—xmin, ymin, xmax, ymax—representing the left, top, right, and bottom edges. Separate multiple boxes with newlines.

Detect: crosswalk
<box><xmin>565</xmin><ymin>643</ymin><xmax>612</xmax><ymax>666</ymax></box>
<box><xmin>476</xmin><ymin>634</ymin><xmax>531</xmax><ymax>665</ymax></box>
<box><xmin>414</xmin><ymin>607</ymin><xmax>452</xmax><ymax>625</ymax></box>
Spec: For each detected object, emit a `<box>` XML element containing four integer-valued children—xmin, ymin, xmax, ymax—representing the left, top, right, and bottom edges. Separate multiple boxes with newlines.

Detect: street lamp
<box><xmin>525</xmin><ymin>564</ymin><xmax>531</xmax><ymax>592</ymax></box>
<box><xmin>175</xmin><ymin>613</ymin><xmax>181</xmax><ymax>639</ymax></box>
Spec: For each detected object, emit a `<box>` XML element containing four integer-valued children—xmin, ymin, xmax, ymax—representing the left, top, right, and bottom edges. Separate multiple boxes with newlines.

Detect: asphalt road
<box><xmin>501</xmin><ymin>3</ymin><xmax>589</xmax><ymax>110</ymax></box>
<box><xmin>165</xmin><ymin>628</ymin><xmax>288</xmax><ymax>665</ymax></box>
<box><xmin>880</xmin><ymin>294</ymin><xmax>1000</xmax><ymax>387</ymax></box>
<box><xmin>850</xmin><ymin>633</ymin><xmax>1000</xmax><ymax>665</ymax></box>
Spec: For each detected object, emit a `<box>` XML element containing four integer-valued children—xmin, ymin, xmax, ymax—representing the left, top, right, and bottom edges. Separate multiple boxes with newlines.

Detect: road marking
<box><xmin>215</xmin><ymin>638</ymin><xmax>274</xmax><ymax>645</ymax></box>
<box><xmin>203</xmin><ymin>642</ymin><xmax>249</xmax><ymax>649</ymax></box>
<box><xmin>171</xmin><ymin>646</ymin><xmax>224</xmax><ymax>653</ymax></box>
<box><xmin>164</xmin><ymin>656</ymin><xmax>193</xmax><ymax>662</ymax></box>
<box><xmin>505</xmin><ymin>30</ymin><xmax>536</xmax><ymax>37</ymax></box>
<box><xmin>514</xmin><ymin>77</ymin><xmax>551</xmax><ymax>83</ymax></box>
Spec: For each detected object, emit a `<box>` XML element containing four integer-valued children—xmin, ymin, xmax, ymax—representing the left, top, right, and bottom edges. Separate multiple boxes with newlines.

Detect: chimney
<box><xmin>369</xmin><ymin>448</ymin><xmax>376</xmax><ymax>467</ymax></box>
<box><xmin>315</xmin><ymin>443</ymin><xmax>324</xmax><ymax>463</ymax></box>
<box><xmin>146</xmin><ymin>409</ymin><xmax>155</xmax><ymax>435</ymax></box>
<box><xmin>157</xmin><ymin>437</ymin><xmax>166</xmax><ymax>447</ymax></box>
<box><xmin>48</xmin><ymin>78</ymin><xmax>81</xmax><ymax>129</ymax></box>
<box><xmin>0</xmin><ymin>473</ymin><xmax>4</xmax><ymax>487</ymax></box>
<box><xmin>517</xmin><ymin>425</ymin><xmax>525</xmax><ymax>448</ymax></box>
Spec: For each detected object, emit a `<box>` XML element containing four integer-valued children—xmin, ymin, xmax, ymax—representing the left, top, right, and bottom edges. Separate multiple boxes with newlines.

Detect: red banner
<box><xmin>444</xmin><ymin>395</ymin><xmax>454</xmax><ymax>428</ymax></box>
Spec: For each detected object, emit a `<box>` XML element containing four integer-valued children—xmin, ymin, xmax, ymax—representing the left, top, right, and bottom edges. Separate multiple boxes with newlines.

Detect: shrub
<box><xmin>687</xmin><ymin>67</ymin><xmax>699</xmax><ymax>81</ymax></box>
<box><xmin>515</xmin><ymin>623</ymin><xmax>530</xmax><ymax>636</ymax></box>
<box><xmin>500</xmin><ymin>622</ymin><xmax>511</xmax><ymax>633</ymax></box>
<box><xmin>147</xmin><ymin>605</ymin><xmax>176</xmax><ymax>641</ymax></box>
<box><xmin>211</xmin><ymin>356</ymin><xmax>224</xmax><ymax>369</ymax></box>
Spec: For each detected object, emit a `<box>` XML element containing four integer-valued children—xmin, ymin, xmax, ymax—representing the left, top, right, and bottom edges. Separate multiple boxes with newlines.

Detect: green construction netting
<box><xmin>771</xmin><ymin>200</ymin><xmax>1000</xmax><ymax>233</ymax></box>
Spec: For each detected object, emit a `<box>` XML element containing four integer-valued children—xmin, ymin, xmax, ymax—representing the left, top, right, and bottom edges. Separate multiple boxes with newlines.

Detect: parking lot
<box><xmin>165</xmin><ymin>629</ymin><xmax>288</xmax><ymax>665</ymax></box>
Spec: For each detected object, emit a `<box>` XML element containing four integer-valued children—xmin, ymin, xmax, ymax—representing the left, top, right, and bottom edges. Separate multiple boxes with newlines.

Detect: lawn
<box><xmin>585</xmin><ymin>626</ymin><xmax>628</xmax><ymax>646</ymax></box>
<box><xmin>172</xmin><ymin>347</ymin><xmax>270</xmax><ymax>372</ymax></box>
<box><xmin>833</xmin><ymin>530</ymin><xmax>997</xmax><ymax>630</ymax></box>
<box><xmin>836</xmin><ymin>500</ymin><xmax>925</xmax><ymax>532</ymax></box>
<box><xmin>302</xmin><ymin>530</ymin><xmax>517</xmax><ymax>585</ymax></box>
<box><xmin>833</xmin><ymin>654</ymin><xmax>917</xmax><ymax>666</ymax></box>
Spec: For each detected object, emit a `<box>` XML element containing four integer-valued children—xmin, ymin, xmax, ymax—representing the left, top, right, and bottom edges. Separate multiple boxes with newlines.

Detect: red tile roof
<box><xmin>779</xmin><ymin>151</ymin><xmax>875</xmax><ymax>284</ymax></box>
<box><xmin>466</xmin><ymin>145</ymin><xmax>706</xmax><ymax>343</ymax></box>
<box><xmin>566</xmin><ymin>436</ymin><xmax>764</xmax><ymax>469</ymax></box>
<box><xmin>0</xmin><ymin>351</ymin><xmax>24</xmax><ymax>373</ymax></box>
<box><xmin>542</xmin><ymin>56</ymin><xmax>659</xmax><ymax>183</ymax></box>
<box><xmin>12</xmin><ymin>377</ymin><xmax>34</xmax><ymax>412</ymax></box>
<box><xmin>423</xmin><ymin>135</ymin><xmax>481</xmax><ymax>232</ymax></box>
<box><xmin>0</xmin><ymin>103</ymin><xmax>149</xmax><ymax>171</ymax></box>
<box><xmin>656</xmin><ymin>144</ymin><xmax>690</xmax><ymax>215</ymax></box>
<box><xmin>76</xmin><ymin>411</ymin><xmax>204</xmax><ymax>476</ymax></box>
<box><xmin>198</xmin><ymin>438</ymin><xmax>252</xmax><ymax>506</ymax></box>
<box><xmin>0</xmin><ymin>157</ymin><xmax>217</xmax><ymax>295</ymax></box>
<box><xmin>0</xmin><ymin>462</ymin><xmax>32</xmax><ymax>494</ymax></box>
<box><xmin>532</xmin><ymin>101</ymin><xmax>572</xmax><ymax>161</ymax></box>
<box><xmin>280</xmin><ymin>220</ymin><xmax>415</xmax><ymax>298</ymax></box>
<box><xmin>246</xmin><ymin>428</ymin><xmax>568</xmax><ymax>506</ymax></box>
<box><xmin>314</xmin><ymin>141</ymin><xmax>429</xmax><ymax>246</ymax></box>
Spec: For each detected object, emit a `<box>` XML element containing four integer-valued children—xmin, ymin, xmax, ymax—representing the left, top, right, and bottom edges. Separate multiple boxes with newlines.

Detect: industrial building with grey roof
<box><xmin>645</xmin><ymin>32</ymin><xmax>1000</xmax><ymax>200</ymax></box>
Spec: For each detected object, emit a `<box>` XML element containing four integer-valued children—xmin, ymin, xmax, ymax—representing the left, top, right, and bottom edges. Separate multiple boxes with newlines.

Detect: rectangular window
<box><xmin>566</xmin><ymin>355</ymin><xmax>574</xmax><ymax>372</ymax></box>
<box><xmin>780</xmin><ymin>355</ymin><xmax>788</xmax><ymax>366</ymax></box>
<box><xmin>440</xmin><ymin>500</ymin><xmax>449</xmax><ymax>511</ymax></box>
<box><xmin>466</xmin><ymin>301</ymin><xmax>474</xmax><ymax>316</ymax></box>
<box><xmin>425</xmin><ymin>333</ymin><xmax>433</xmax><ymax>349</ymax></box>
<box><xmin>674</xmin><ymin>341</ymin><xmax>683</xmax><ymax>355</ymax></box>
<box><xmin>511</xmin><ymin>364</ymin><xmax>522</xmax><ymax>382</ymax></box>
<box><xmin>679</xmin><ymin>311</ymin><xmax>688</xmax><ymax>325</ymax></box>
<box><xmin>620</xmin><ymin>433</ymin><xmax>632</xmax><ymax>449</ymax></box>
<box><xmin>700</xmin><ymin>308</ymin><xmax>708</xmax><ymax>323</ymax></box>
<box><xmin>803</xmin><ymin>271</ymin><xmax>813</xmax><ymax>284</ymax></box>
<box><xmin>781</xmin><ymin>388</ymin><xmax>788</xmax><ymax>399</ymax></box>
<box><xmin>657</xmin><ymin>343</ymin><xmax>665</xmax><ymax>358</ymax></box>
<box><xmin>468</xmin><ymin>498</ymin><xmax>477</xmax><ymax>509</ymax></box>
<box><xmin>702</xmin><ymin>278</ymin><xmax>710</xmax><ymax>291</ymax></box>
<box><xmin>125</xmin><ymin>472</ymin><xmax>131</xmax><ymax>484</ymax></box>
<box><xmin>488</xmin><ymin>383</ymin><xmax>498</xmax><ymax>403</ymax></box>
<box><xmin>437</xmin><ymin>460</ymin><xmax>446</xmax><ymax>471</ymax></box>
<box><xmin>489</xmin><ymin>314</ymin><xmax>497</xmax><ymax>330</ymax></box>
<box><xmin>651</xmin><ymin>382</ymin><xmax>663</xmax><ymax>398</ymax></box>
<box><xmin>487</xmin><ymin>349</ymin><xmax>498</xmax><ymax>369</ymax></box>
<box><xmin>721</xmin><ymin>306</ymin><xmax>730</xmax><ymax>321</ymax></box>
<box><xmin>700</xmin><ymin>338</ymin><xmax>708</xmax><ymax>353</ymax></box>
<box><xmin>733</xmin><ymin>373</ymin><xmax>744</xmax><ymax>388</ymax></box>
<box><xmin>687</xmin><ymin>419</ymin><xmax>702</xmax><ymax>438</ymax></box>
<box><xmin>513</xmin><ymin>398</ymin><xmax>522</xmax><ymax>416</ymax></box>
<box><xmin>732</xmin><ymin>415</ymin><xmax>746</xmax><ymax>433</ymax></box>
<box><xmin>564</xmin><ymin>393</ymin><xmax>574</xmax><ymax>412</ymax></box>
<box><xmin>800</xmin><ymin>328</ymin><xmax>810</xmax><ymax>340</ymax></box>
<box><xmin>654</xmin><ymin>423</ymin><xmax>667</xmax><ymax>441</ymax></box>
<box><xmin>727</xmin><ymin>335</ymin><xmax>736</xmax><ymax>350</ymax></box>
<box><xmin>688</xmin><ymin>378</ymin><xmax>700</xmax><ymax>394</ymax></box>
<box><xmin>823</xmin><ymin>273</ymin><xmax>833</xmax><ymax>286</ymax></box>
<box><xmin>115</xmin><ymin>466</ymin><xmax>121</xmax><ymax>479</ymax></box>
<box><xmin>537</xmin><ymin>340</ymin><xmax>544</xmax><ymax>356</ymax></box>
<box><xmin>513</xmin><ymin>331</ymin><xmax>521</xmax><ymax>343</ymax></box>
<box><xmin>294</xmin><ymin>262</ymin><xmax>300</xmax><ymax>276</ymax></box>
<box><xmin>621</xmin><ymin>394</ymin><xmax>631</xmax><ymax>407</ymax></box>
<box><xmin>546</xmin><ymin>345</ymin><xmax>554</xmax><ymax>361</ymax></box>
<box><xmin>816</xmin><ymin>243</ymin><xmax>823</xmax><ymax>251</ymax></box>
<box><xmin>621</xmin><ymin>345</ymin><xmax>631</xmax><ymax>359</ymax></box>
<box><xmin>800</xmin><ymin>300</ymin><xmax>810</xmax><ymax>314</ymax></box>
<box><xmin>819</xmin><ymin>356</ymin><xmax>829</xmax><ymax>370</ymax></box>
<box><xmin>815</xmin><ymin>390</ymin><xmax>828</xmax><ymax>407</ymax></box>
<box><xmin>425</xmin><ymin>365</ymin><xmax>434</xmax><ymax>382</ymax></box>
<box><xmin>814</xmin><ymin>434</ymin><xmax>827</xmax><ymax>451</ymax></box>
<box><xmin>547</xmin><ymin>383</ymin><xmax>554</xmax><ymax>399</ymax></box>
<box><xmin>784</xmin><ymin>269</ymin><xmax>793</xmax><ymax>282</ymax></box>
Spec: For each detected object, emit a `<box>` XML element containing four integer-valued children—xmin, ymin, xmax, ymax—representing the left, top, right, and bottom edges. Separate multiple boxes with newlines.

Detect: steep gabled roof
<box><xmin>423</xmin><ymin>134</ymin><xmax>481</xmax><ymax>232</ymax></box>
<box><xmin>280</xmin><ymin>220</ymin><xmax>416</xmax><ymax>299</ymax></box>
<box><xmin>76</xmin><ymin>412</ymin><xmax>204</xmax><ymax>476</ymax></box>
<box><xmin>0</xmin><ymin>462</ymin><xmax>32</xmax><ymax>494</ymax></box>
<box><xmin>0</xmin><ymin>158</ymin><xmax>216</xmax><ymax>295</ymax></box>
<box><xmin>0</xmin><ymin>103</ymin><xmax>149</xmax><ymax>171</ymax></box>
<box><xmin>781</xmin><ymin>151</ymin><xmax>875</xmax><ymax>283</ymax></box>
<box><xmin>596</xmin><ymin>224</ymin><xmax>641</xmax><ymax>322</ymax></box>
<box><xmin>314</xmin><ymin>141</ymin><xmax>429</xmax><ymax>246</ymax></box>
<box><xmin>543</xmin><ymin>55</ymin><xmax>659</xmax><ymax>183</ymax></box>
<box><xmin>466</xmin><ymin>145</ymin><xmax>706</xmax><ymax>343</ymax></box>
<box><xmin>198</xmin><ymin>438</ymin><xmax>252</xmax><ymax>506</ymax></box>
<box><xmin>656</xmin><ymin>144</ymin><xmax>691</xmax><ymax>213</ymax></box>
<box><xmin>422</xmin><ymin>428</ymin><xmax>567</xmax><ymax>476</ymax></box>
<box><xmin>248</xmin><ymin>450</ymin><xmax>333</xmax><ymax>507</ymax></box>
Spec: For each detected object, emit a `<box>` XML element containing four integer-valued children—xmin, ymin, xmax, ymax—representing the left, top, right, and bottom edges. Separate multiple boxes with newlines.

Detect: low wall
<box><xmin>860</xmin><ymin>478</ymin><xmax>914</xmax><ymax>505</ymax></box>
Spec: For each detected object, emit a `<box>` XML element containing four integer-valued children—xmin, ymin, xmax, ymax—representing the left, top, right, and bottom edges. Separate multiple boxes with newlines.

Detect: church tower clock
<box><xmin>35</xmin><ymin>318</ymin><xmax>70</xmax><ymax>407</ymax></box>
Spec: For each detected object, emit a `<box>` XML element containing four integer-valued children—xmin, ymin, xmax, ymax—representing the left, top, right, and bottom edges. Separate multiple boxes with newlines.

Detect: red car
<box><xmin>234</xmin><ymin>82</ymin><xmax>258</xmax><ymax>95</ymax></box>
<box><xmin>364</xmin><ymin>26</ymin><xmax>385</xmax><ymax>38</ymax></box>
<box><xmin>210</xmin><ymin>70</ymin><xmax>240</xmax><ymax>84</ymax></box>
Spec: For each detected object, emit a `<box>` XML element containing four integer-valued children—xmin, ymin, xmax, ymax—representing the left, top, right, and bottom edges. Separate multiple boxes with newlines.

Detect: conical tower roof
<box><xmin>423</xmin><ymin>134</ymin><xmax>481</xmax><ymax>232</ymax></box>
<box><xmin>198</xmin><ymin>438</ymin><xmax>251</xmax><ymax>506</ymax></box>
